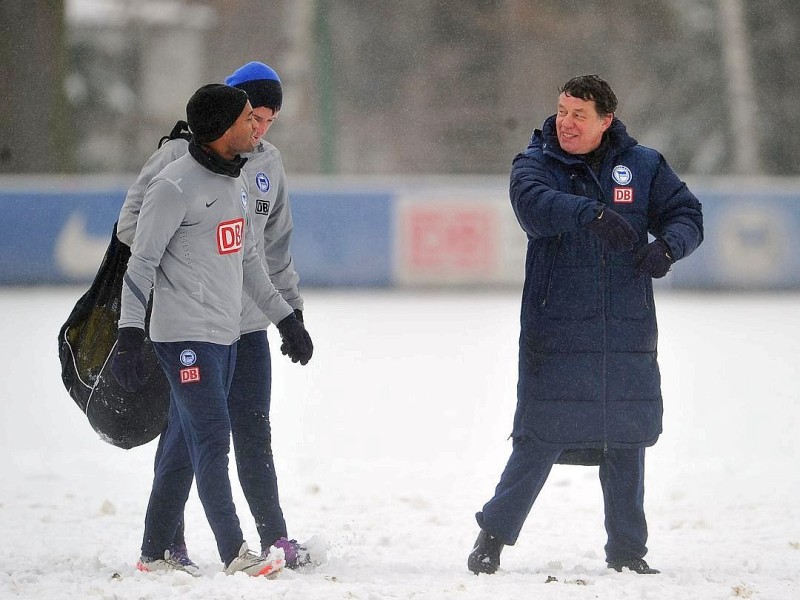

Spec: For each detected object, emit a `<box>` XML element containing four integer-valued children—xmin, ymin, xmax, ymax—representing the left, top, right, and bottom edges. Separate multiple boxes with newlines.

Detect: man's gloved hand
<box><xmin>276</xmin><ymin>314</ymin><xmax>313</xmax><ymax>365</ymax></box>
<box><xmin>111</xmin><ymin>327</ymin><xmax>147</xmax><ymax>392</ymax></box>
<box><xmin>635</xmin><ymin>239</ymin><xmax>673</xmax><ymax>278</ymax></box>
<box><xmin>586</xmin><ymin>208</ymin><xmax>638</xmax><ymax>253</ymax></box>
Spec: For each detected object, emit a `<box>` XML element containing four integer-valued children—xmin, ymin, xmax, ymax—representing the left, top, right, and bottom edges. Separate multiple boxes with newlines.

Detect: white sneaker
<box><xmin>225</xmin><ymin>542</ymin><xmax>284</xmax><ymax>578</ymax></box>
<box><xmin>137</xmin><ymin>548</ymin><xmax>201</xmax><ymax>577</ymax></box>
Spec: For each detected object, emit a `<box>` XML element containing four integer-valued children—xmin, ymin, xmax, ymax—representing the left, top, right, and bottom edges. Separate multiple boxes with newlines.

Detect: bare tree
<box><xmin>717</xmin><ymin>0</ymin><xmax>762</xmax><ymax>173</ymax></box>
<box><xmin>746</xmin><ymin>0</ymin><xmax>800</xmax><ymax>175</ymax></box>
<box><xmin>4</xmin><ymin>0</ymin><xmax>797</xmax><ymax>175</ymax></box>
<box><xmin>0</xmin><ymin>0</ymin><xmax>73</xmax><ymax>173</ymax></box>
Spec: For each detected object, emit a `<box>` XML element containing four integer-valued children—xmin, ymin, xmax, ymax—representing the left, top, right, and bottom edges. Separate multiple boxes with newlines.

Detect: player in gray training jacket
<box><xmin>111</xmin><ymin>83</ymin><xmax>312</xmax><ymax>578</ymax></box>
<box><xmin>221</xmin><ymin>62</ymin><xmax>315</xmax><ymax>569</ymax></box>
<box><xmin>116</xmin><ymin>63</ymin><xmax>315</xmax><ymax>570</ymax></box>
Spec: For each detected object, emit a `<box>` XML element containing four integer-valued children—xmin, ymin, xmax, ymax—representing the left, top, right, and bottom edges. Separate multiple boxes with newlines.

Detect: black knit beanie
<box><xmin>186</xmin><ymin>84</ymin><xmax>249</xmax><ymax>144</ymax></box>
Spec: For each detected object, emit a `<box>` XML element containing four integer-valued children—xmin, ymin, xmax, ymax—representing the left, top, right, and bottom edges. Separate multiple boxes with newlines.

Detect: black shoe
<box><xmin>607</xmin><ymin>558</ymin><xmax>660</xmax><ymax>574</ymax></box>
<box><xmin>467</xmin><ymin>530</ymin><xmax>504</xmax><ymax>575</ymax></box>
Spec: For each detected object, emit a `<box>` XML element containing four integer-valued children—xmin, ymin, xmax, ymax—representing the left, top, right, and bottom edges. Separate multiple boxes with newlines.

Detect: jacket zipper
<box><xmin>540</xmin><ymin>234</ymin><xmax>562</xmax><ymax>307</ymax></box>
<box><xmin>601</xmin><ymin>250</ymin><xmax>608</xmax><ymax>447</ymax></box>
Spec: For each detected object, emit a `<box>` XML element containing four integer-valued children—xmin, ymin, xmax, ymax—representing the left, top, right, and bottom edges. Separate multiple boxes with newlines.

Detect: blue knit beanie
<box><xmin>224</xmin><ymin>62</ymin><xmax>282</xmax><ymax>111</ymax></box>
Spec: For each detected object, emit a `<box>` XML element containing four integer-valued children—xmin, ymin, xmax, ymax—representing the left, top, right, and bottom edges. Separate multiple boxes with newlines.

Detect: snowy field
<box><xmin>1</xmin><ymin>286</ymin><xmax>798</xmax><ymax>600</ymax></box>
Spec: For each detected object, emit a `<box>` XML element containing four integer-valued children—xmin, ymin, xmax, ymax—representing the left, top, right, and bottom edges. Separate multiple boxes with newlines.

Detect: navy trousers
<box><xmin>227</xmin><ymin>330</ymin><xmax>287</xmax><ymax>548</ymax></box>
<box><xmin>143</xmin><ymin>341</ymin><xmax>242</xmax><ymax>565</ymax></box>
<box><xmin>477</xmin><ymin>437</ymin><xmax>648</xmax><ymax>562</ymax></box>
<box><xmin>143</xmin><ymin>331</ymin><xmax>287</xmax><ymax>563</ymax></box>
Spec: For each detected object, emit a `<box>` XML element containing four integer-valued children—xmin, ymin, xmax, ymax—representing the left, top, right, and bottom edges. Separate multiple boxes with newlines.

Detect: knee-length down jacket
<box><xmin>510</xmin><ymin>116</ymin><xmax>703</xmax><ymax>449</ymax></box>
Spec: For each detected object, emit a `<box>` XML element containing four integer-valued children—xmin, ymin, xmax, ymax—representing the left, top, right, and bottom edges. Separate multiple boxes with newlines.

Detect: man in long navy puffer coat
<box><xmin>468</xmin><ymin>75</ymin><xmax>703</xmax><ymax>576</ymax></box>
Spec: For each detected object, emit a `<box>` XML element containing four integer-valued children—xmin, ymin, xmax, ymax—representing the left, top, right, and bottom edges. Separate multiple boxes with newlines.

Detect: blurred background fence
<box><xmin>1</xmin><ymin>0</ymin><xmax>798</xmax><ymax>289</ymax></box>
<box><xmin>2</xmin><ymin>0</ymin><xmax>799</xmax><ymax>177</ymax></box>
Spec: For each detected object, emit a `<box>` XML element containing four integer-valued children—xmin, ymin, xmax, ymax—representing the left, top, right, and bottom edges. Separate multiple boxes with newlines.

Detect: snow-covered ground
<box><xmin>1</xmin><ymin>287</ymin><xmax>798</xmax><ymax>599</ymax></box>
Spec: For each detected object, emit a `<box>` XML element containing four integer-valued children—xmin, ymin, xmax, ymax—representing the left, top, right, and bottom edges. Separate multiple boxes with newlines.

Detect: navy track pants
<box><xmin>227</xmin><ymin>330</ymin><xmax>287</xmax><ymax>548</ymax></box>
<box><xmin>143</xmin><ymin>341</ymin><xmax>242</xmax><ymax>565</ymax></box>
<box><xmin>476</xmin><ymin>436</ymin><xmax>648</xmax><ymax>562</ymax></box>
<box><xmin>143</xmin><ymin>331</ymin><xmax>288</xmax><ymax>563</ymax></box>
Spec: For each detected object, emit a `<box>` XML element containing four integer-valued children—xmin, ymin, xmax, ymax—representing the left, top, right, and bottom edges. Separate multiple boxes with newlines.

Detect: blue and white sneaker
<box><xmin>168</xmin><ymin>543</ymin><xmax>200</xmax><ymax>574</ymax></box>
<box><xmin>137</xmin><ymin>546</ymin><xmax>200</xmax><ymax>577</ymax></box>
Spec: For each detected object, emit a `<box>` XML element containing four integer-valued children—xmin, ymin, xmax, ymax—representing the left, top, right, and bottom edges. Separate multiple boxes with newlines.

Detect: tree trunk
<box><xmin>0</xmin><ymin>0</ymin><xmax>73</xmax><ymax>173</ymax></box>
<box><xmin>717</xmin><ymin>0</ymin><xmax>762</xmax><ymax>174</ymax></box>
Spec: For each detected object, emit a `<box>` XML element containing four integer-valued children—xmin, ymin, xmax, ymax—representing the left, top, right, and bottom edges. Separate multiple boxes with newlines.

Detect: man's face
<box><xmin>555</xmin><ymin>92</ymin><xmax>612</xmax><ymax>155</ymax></box>
<box><xmin>252</xmin><ymin>106</ymin><xmax>279</xmax><ymax>144</ymax></box>
<box><xmin>224</xmin><ymin>101</ymin><xmax>258</xmax><ymax>155</ymax></box>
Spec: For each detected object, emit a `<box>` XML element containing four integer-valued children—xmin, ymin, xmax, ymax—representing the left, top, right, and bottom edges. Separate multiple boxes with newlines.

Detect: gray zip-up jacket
<box><xmin>117</xmin><ymin>137</ymin><xmax>303</xmax><ymax>334</ymax></box>
<box><xmin>119</xmin><ymin>151</ymin><xmax>294</xmax><ymax>344</ymax></box>
<box><xmin>117</xmin><ymin>139</ymin><xmax>187</xmax><ymax>246</ymax></box>
<box><xmin>238</xmin><ymin>140</ymin><xmax>302</xmax><ymax>334</ymax></box>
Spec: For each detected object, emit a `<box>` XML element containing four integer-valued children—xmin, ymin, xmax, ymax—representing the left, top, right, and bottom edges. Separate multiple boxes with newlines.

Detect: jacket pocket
<box><xmin>540</xmin><ymin>264</ymin><xmax>599</xmax><ymax>320</ymax></box>
<box><xmin>609</xmin><ymin>266</ymin><xmax>650</xmax><ymax>320</ymax></box>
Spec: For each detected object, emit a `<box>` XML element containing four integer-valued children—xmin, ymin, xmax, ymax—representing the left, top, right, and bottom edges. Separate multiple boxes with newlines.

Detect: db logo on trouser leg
<box><xmin>180</xmin><ymin>367</ymin><xmax>201</xmax><ymax>383</ymax></box>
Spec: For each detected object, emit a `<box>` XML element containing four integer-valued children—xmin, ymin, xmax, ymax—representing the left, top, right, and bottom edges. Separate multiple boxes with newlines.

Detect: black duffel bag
<box><xmin>57</xmin><ymin>223</ymin><xmax>168</xmax><ymax>449</ymax></box>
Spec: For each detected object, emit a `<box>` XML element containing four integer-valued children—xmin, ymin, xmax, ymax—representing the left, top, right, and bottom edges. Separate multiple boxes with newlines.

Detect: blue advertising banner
<box><xmin>0</xmin><ymin>187</ymin><xmax>126</xmax><ymax>284</ymax></box>
<box><xmin>668</xmin><ymin>186</ymin><xmax>800</xmax><ymax>289</ymax></box>
<box><xmin>290</xmin><ymin>189</ymin><xmax>394</xmax><ymax>287</ymax></box>
<box><xmin>1</xmin><ymin>176</ymin><xmax>798</xmax><ymax>289</ymax></box>
<box><xmin>0</xmin><ymin>181</ymin><xmax>395</xmax><ymax>287</ymax></box>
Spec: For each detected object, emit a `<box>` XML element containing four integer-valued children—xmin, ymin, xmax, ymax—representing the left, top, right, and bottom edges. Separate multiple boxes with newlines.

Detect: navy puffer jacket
<box><xmin>509</xmin><ymin>115</ymin><xmax>703</xmax><ymax>449</ymax></box>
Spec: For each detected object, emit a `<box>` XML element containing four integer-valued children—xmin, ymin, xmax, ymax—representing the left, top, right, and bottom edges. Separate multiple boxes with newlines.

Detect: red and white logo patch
<box><xmin>217</xmin><ymin>218</ymin><xmax>244</xmax><ymax>254</ymax></box>
<box><xmin>613</xmin><ymin>187</ymin><xmax>634</xmax><ymax>204</ymax></box>
<box><xmin>180</xmin><ymin>367</ymin><xmax>201</xmax><ymax>383</ymax></box>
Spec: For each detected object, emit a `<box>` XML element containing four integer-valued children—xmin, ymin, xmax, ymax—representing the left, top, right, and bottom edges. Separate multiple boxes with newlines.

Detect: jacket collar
<box><xmin>188</xmin><ymin>138</ymin><xmax>248</xmax><ymax>177</ymax></box>
<box><xmin>535</xmin><ymin>115</ymin><xmax>638</xmax><ymax>165</ymax></box>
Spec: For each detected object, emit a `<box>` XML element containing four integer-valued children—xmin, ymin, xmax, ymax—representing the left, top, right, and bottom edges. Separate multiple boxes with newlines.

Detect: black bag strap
<box><xmin>157</xmin><ymin>120</ymin><xmax>192</xmax><ymax>149</ymax></box>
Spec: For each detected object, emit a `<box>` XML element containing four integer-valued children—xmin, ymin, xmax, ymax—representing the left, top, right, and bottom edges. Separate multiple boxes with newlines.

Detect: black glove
<box><xmin>276</xmin><ymin>314</ymin><xmax>313</xmax><ymax>365</ymax></box>
<box><xmin>111</xmin><ymin>327</ymin><xmax>147</xmax><ymax>392</ymax></box>
<box><xmin>635</xmin><ymin>239</ymin><xmax>673</xmax><ymax>278</ymax></box>
<box><xmin>586</xmin><ymin>208</ymin><xmax>638</xmax><ymax>253</ymax></box>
